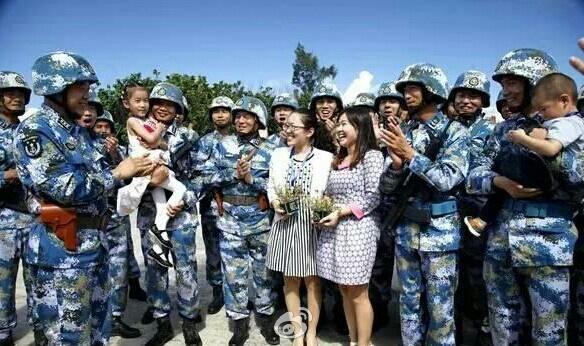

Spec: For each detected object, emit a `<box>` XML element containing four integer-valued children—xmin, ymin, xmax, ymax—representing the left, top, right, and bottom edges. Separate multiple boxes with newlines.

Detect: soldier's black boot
<box><xmin>128</xmin><ymin>277</ymin><xmax>148</xmax><ymax>301</ymax></box>
<box><xmin>182</xmin><ymin>317</ymin><xmax>202</xmax><ymax>346</ymax></box>
<box><xmin>33</xmin><ymin>328</ymin><xmax>47</xmax><ymax>346</ymax></box>
<box><xmin>228</xmin><ymin>317</ymin><xmax>249</xmax><ymax>346</ymax></box>
<box><xmin>141</xmin><ymin>306</ymin><xmax>155</xmax><ymax>324</ymax></box>
<box><xmin>110</xmin><ymin>316</ymin><xmax>141</xmax><ymax>338</ymax></box>
<box><xmin>0</xmin><ymin>332</ymin><xmax>14</xmax><ymax>346</ymax></box>
<box><xmin>207</xmin><ymin>285</ymin><xmax>224</xmax><ymax>315</ymax></box>
<box><xmin>257</xmin><ymin>314</ymin><xmax>280</xmax><ymax>345</ymax></box>
<box><xmin>145</xmin><ymin>316</ymin><xmax>174</xmax><ymax>346</ymax></box>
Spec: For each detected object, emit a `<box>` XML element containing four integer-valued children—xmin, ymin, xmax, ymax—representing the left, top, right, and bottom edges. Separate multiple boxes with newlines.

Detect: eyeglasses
<box><xmin>282</xmin><ymin>123</ymin><xmax>306</xmax><ymax>131</ymax></box>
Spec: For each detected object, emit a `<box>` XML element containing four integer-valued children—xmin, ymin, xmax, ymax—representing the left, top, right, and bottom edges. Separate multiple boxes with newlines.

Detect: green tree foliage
<box><xmin>292</xmin><ymin>43</ymin><xmax>338</xmax><ymax>107</ymax></box>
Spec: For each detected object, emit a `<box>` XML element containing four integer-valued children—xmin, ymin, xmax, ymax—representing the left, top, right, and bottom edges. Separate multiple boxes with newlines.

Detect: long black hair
<box><xmin>294</xmin><ymin>108</ymin><xmax>336</xmax><ymax>153</ymax></box>
<box><xmin>333</xmin><ymin>106</ymin><xmax>379</xmax><ymax>169</ymax></box>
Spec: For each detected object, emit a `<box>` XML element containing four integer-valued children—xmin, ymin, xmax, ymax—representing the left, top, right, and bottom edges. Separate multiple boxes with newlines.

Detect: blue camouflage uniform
<box><xmin>383</xmin><ymin>63</ymin><xmax>469</xmax><ymax>346</ymax></box>
<box><xmin>137</xmin><ymin>121</ymin><xmax>202</xmax><ymax>321</ymax></box>
<box><xmin>466</xmin><ymin>48</ymin><xmax>576</xmax><ymax>346</ymax></box>
<box><xmin>192</xmin><ymin>130</ymin><xmax>233</xmax><ymax>288</ymax></box>
<box><xmin>0</xmin><ymin>114</ymin><xmax>38</xmax><ymax>341</ymax></box>
<box><xmin>204</xmin><ymin>129</ymin><xmax>276</xmax><ymax>320</ymax></box>
<box><xmin>14</xmin><ymin>105</ymin><xmax>112</xmax><ymax>345</ymax></box>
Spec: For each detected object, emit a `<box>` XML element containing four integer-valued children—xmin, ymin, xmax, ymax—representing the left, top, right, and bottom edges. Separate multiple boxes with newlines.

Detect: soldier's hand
<box><xmin>104</xmin><ymin>136</ymin><xmax>119</xmax><ymax>155</ymax></box>
<box><xmin>167</xmin><ymin>200</ymin><xmax>184</xmax><ymax>217</ymax></box>
<box><xmin>323</xmin><ymin>118</ymin><xmax>336</xmax><ymax>133</ymax></box>
<box><xmin>569</xmin><ymin>37</ymin><xmax>584</xmax><ymax>75</ymax></box>
<box><xmin>113</xmin><ymin>154</ymin><xmax>155</xmax><ymax>180</ymax></box>
<box><xmin>389</xmin><ymin>150</ymin><xmax>404</xmax><ymax>170</ymax></box>
<box><xmin>494</xmin><ymin>176</ymin><xmax>542</xmax><ymax>199</ymax></box>
<box><xmin>3</xmin><ymin>169</ymin><xmax>19</xmax><ymax>184</ymax></box>
<box><xmin>387</xmin><ymin>123</ymin><xmax>416</xmax><ymax>161</ymax></box>
<box><xmin>507</xmin><ymin>129</ymin><xmax>527</xmax><ymax>144</ymax></box>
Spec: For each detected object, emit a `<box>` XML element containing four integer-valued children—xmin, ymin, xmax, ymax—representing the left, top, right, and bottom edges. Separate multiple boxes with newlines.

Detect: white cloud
<box><xmin>343</xmin><ymin>70</ymin><xmax>374</xmax><ymax>105</ymax></box>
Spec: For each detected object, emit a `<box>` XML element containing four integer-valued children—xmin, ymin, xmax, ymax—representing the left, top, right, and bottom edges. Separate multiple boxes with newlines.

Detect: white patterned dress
<box><xmin>316</xmin><ymin>150</ymin><xmax>384</xmax><ymax>285</ymax></box>
<box><xmin>267</xmin><ymin>154</ymin><xmax>318</xmax><ymax>277</ymax></box>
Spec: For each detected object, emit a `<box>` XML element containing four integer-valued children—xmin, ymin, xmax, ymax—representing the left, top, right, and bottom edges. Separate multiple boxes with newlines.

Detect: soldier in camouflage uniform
<box><xmin>0</xmin><ymin>71</ymin><xmax>37</xmax><ymax>346</ymax></box>
<box><xmin>369</xmin><ymin>82</ymin><xmax>407</xmax><ymax>333</ymax></box>
<box><xmin>203</xmin><ymin>96</ymin><xmax>280</xmax><ymax>346</ymax></box>
<box><xmin>466</xmin><ymin>48</ymin><xmax>577</xmax><ymax>346</ymax></box>
<box><xmin>495</xmin><ymin>91</ymin><xmax>512</xmax><ymax>120</ymax></box>
<box><xmin>87</xmin><ymin>105</ymin><xmax>142</xmax><ymax>339</ymax></box>
<box><xmin>378</xmin><ymin>63</ymin><xmax>470</xmax><ymax>346</ymax></box>
<box><xmin>448</xmin><ymin>70</ymin><xmax>494</xmax><ymax>345</ymax></box>
<box><xmin>192</xmin><ymin>96</ymin><xmax>235</xmax><ymax>315</ymax></box>
<box><xmin>133</xmin><ymin>82</ymin><xmax>202</xmax><ymax>346</ymax></box>
<box><xmin>572</xmin><ymin>85</ymin><xmax>584</xmax><ymax>345</ymax></box>
<box><xmin>13</xmin><ymin>51</ymin><xmax>152</xmax><ymax>345</ymax></box>
<box><xmin>268</xmin><ymin>93</ymin><xmax>298</xmax><ymax>147</ymax></box>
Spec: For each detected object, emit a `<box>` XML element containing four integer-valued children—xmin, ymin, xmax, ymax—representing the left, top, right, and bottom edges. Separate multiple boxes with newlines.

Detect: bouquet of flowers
<box><xmin>309</xmin><ymin>195</ymin><xmax>336</xmax><ymax>222</ymax></box>
<box><xmin>275</xmin><ymin>185</ymin><xmax>304</xmax><ymax>215</ymax></box>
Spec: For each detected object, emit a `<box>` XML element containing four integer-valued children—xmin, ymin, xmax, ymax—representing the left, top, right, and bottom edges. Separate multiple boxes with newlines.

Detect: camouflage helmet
<box><xmin>375</xmin><ymin>81</ymin><xmax>404</xmax><ymax>110</ymax></box>
<box><xmin>95</xmin><ymin>109</ymin><xmax>115</xmax><ymax>129</ymax></box>
<box><xmin>395</xmin><ymin>63</ymin><xmax>450</xmax><ymax>103</ymax></box>
<box><xmin>578</xmin><ymin>85</ymin><xmax>584</xmax><ymax>110</ymax></box>
<box><xmin>232</xmin><ymin>96</ymin><xmax>268</xmax><ymax>129</ymax></box>
<box><xmin>449</xmin><ymin>70</ymin><xmax>491</xmax><ymax>108</ymax></box>
<box><xmin>181</xmin><ymin>96</ymin><xmax>190</xmax><ymax>117</ymax></box>
<box><xmin>88</xmin><ymin>87</ymin><xmax>104</xmax><ymax>116</ymax></box>
<box><xmin>149</xmin><ymin>82</ymin><xmax>184</xmax><ymax>114</ymax></box>
<box><xmin>495</xmin><ymin>90</ymin><xmax>506</xmax><ymax>113</ymax></box>
<box><xmin>32</xmin><ymin>51</ymin><xmax>98</xmax><ymax>96</ymax></box>
<box><xmin>492</xmin><ymin>48</ymin><xmax>558</xmax><ymax>86</ymax></box>
<box><xmin>309</xmin><ymin>79</ymin><xmax>344</xmax><ymax>113</ymax></box>
<box><xmin>208</xmin><ymin>96</ymin><xmax>235</xmax><ymax>117</ymax></box>
<box><xmin>0</xmin><ymin>71</ymin><xmax>32</xmax><ymax>104</ymax></box>
<box><xmin>271</xmin><ymin>93</ymin><xmax>298</xmax><ymax>116</ymax></box>
<box><xmin>352</xmin><ymin>92</ymin><xmax>376</xmax><ymax>109</ymax></box>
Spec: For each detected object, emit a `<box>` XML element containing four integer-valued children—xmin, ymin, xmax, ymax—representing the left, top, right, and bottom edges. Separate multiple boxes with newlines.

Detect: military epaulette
<box><xmin>57</xmin><ymin>116</ymin><xmax>73</xmax><ymax>132</ymax></box>
<box><xmin>0</xmin><ymin>118</ymin><xmax>9</xmax><ymax>130</ymax></box>
<box><xmin>424</xmin><ymin>112</ymin><xmax>449</xmax><ymax>135</ymax></box>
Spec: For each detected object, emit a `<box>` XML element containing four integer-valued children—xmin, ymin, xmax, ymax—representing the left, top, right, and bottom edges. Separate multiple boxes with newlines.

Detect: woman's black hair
<box><xmin>333</xmin><ymin>106</ymin><xmax>379</xmax><ymax>169</ymax></box>
<box><xmin>294</xmin><ymin>107</ymin><xmax>336</xmax><ymax>153</ymax></box>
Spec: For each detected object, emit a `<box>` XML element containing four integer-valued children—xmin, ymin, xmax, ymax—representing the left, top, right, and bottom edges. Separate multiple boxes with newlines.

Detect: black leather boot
<box><xmin>257</xmin><ymin>314</ymin><xmax>280</xmax><ymax>345</ymax></box>
<box><xmin>182</xmin><ymin>317</ymin><xmax>202</xmax><ymax>346</ymax></box>
<box><xmin>228</xmin><ymin>317</ymin><xmax>249</xmax><ymax>346</ymax></box>
<box><xmin>145</xmin><ymin>316</ymin><xmax>174</xmax><ymax>346</ymax></box>
<box><xmin>110</xmin><ymin>316</ymin><xmax>141</xmax><ymax>338</ymax></box>
<box><xmin>128</xmin><ymin>277</ymin><xmax>148</xmax><ymax>301</ymax></box>
<box><xmin>141</xmin><ymin>306</ymin><xmax>155</xmax><ymax>324</ymax></box>
<box><xmin>0</xmin><ymin>332</ymin><xmax>14</xmax><ymax>346</ymax></box>
<box><xmin>207</xmin><ymin>285</ymin><xmax>224</xmax><ymax>315</ymax></box>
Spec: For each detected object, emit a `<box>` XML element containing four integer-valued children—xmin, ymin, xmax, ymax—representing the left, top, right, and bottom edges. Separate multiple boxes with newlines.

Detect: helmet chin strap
<box><xmin>456</xmin><ymin>109</ymin><xmax>482</xmax><ymax>126</ymax></box>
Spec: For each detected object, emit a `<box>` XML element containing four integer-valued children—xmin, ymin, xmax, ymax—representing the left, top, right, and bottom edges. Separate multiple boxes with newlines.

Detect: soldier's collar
<box><xmin>42</xmin><ymin>103</ymin><xmax>75</xmax><ymax>133</ymax></box>
<box><xmin>421</xmin><ymin>112</ymin><xmax>447</xmax><ymax>131</ymax></box>
<box><xmin>0</xmin><ymin>114</ymin><xmax>12</xmax><ymax>130</ymax></box>
<box><xmin>166</xmin><ymin>121</ymin><xmax>177</xmax><ymax>135</ymax></box>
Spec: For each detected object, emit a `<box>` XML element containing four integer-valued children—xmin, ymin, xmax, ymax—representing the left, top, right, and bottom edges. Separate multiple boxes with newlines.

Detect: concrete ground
<box><xmin>11</xmin><ymin>228</ymin><xmax>403</xmax><ymax>345</ymax></box>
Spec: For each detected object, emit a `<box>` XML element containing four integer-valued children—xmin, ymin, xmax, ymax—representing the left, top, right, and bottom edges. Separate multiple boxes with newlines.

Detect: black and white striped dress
<box><xmin>266</xmin><ymin>155</ymin><xmax>318</xmax><ymax>277</ymax></box>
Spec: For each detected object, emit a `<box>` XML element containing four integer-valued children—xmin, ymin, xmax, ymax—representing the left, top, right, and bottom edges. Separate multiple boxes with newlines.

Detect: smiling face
<box><xmin>234</xmin><ymin>110</ymin><xmax>259</xmax><ymax>136</ymax></box>
<box><xmin>501</xmin><ymin>76</ymin><xmax>527</xmax><ymax>111</ymax></box>
<box><xmin>284</xmin><ymin>112</ymin><xmax>314</xmax><ymax>148</ymax></box>
<box><xmin>1</xmin><ymin>88</ymin><xmax>27</xmax><ymax>114</ymax></box>
<box><xmin>211</xmin><ymin>107</ymin><xmax>231</xmax><ymax>129</ymax></box>
<box><xmin>65</xmin><ymin>81</ymin><xmax>91</xmax><ymax>118</ymax></box>
<box><xmin>336</xmin><ymin>113</ymin><xmax>358</xmax><ymax>149</ymax></box>
<box><xmin>315</xmin><ymin>97</ymin><xmax>338</xmax><ymax>120</ymax></box>
<box><xmin>454</xmin><ymin>89</ymin><xmax>484</xmax><ymax>117</ymax></box>
<box><xmin>151</xmin><ymin>99</ymin><xmax>177</xmax><ymax>123</ymax></box>
<box><xmin>93</xmin><ymin>120</ymin><xmax>113</xmax><ymax>137</ymax></box>
<box><xmin>123</xmin><ymin>87</ymin><xmax>149</xmax><ymax>118</ymax></box>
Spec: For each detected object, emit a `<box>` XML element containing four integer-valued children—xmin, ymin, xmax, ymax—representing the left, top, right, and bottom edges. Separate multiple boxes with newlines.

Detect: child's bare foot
<box><xmin>464</xmin><ymin>216</ymin><xmax>487</xmax><ymax>237</ymax></box>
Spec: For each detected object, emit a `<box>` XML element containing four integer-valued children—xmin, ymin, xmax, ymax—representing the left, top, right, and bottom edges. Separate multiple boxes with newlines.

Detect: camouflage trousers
<box><xmin>126</xmin><ymin>226</ymin><xmax>142</xmax><ymax>280</ymax></box>
<box><xmin>484</xmin><ymin>256</ymin><xmax>570</xmax><ymax>346</ymax></box>
<box><xmin>219</xmin><ymin>230</ymin><xmax>274</xmax><ymax>320</ymax></box>
<box><xmin>0</xmin><ymin>227</ymin><xmax>33</xmax><ymax>340</ymax></box>
<box><xmin>140</xmin><ymin>223</ymin><xmax>201</xmax><ymax>319</ymax></box>
<box><xmin>370</xmin><ymin>227</ymin><xmax>395</xmax><ymax>309</ymax></box>
<box><xmin>30</xmin><ymin>261</ymin><xmax>111</xmax><ymax>345</ymax></box>
<box><xmin>395</xmin><ymin>245</ymin><xmax>458</xmax><ymax>346</ymax></box>
<box><xmin>104</xmin><ymin>220</ymin><xmax>130</xmax><ymax>317</ymax></box>
<box><xmin>201</xmin><ymin>215</ymin><xmax>222</xmax><ymax>287</ymax></box>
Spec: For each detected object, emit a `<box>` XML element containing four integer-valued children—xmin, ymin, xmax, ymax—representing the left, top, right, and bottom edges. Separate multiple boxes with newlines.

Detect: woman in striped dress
<box><xmin>267</xmin><ymin>109</ymin><xmax>333</xmax><ymax>346</ymax></box>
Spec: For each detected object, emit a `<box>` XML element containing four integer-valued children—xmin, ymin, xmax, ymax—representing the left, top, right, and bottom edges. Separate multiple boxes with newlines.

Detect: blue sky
<box><xmin>1</xmin><ymin>0</ymin><xmax>583</xmax><ymax>107</ymax></box>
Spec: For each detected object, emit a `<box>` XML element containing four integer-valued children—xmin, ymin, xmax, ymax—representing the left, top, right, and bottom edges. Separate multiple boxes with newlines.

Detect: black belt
<box><xmin>78</xmin><ymin>212</ymin><xmax>111</xmax><ymax>231</ymax></box>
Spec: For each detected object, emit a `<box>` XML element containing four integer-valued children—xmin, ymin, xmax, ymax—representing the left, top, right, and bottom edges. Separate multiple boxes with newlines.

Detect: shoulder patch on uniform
<box><xmin>23</xmin><ymin>136</ymin><xmax>42</xmax><ymax>158</ymax></box>
<box><xmin>65</xmin><ymin>141</ymin><xmax>76</xmax><ymax>150</ymax></box>
<box><xmin>0</xmin><ymin>118</ymin><xmax>9</xmax><ymax>130</ymax></box>
<box><xmin>57</xmin><ymin>117</ymin><xmax>73</xmax><ymax>131</ymax></box>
